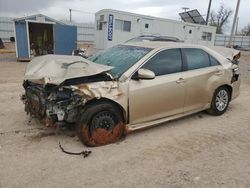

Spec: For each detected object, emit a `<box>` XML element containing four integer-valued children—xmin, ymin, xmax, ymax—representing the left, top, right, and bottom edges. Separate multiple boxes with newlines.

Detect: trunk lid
<box><xmin>209</xmin><ymin>46</ymin><xmax>240</xmax><ymax>61</ymax></box>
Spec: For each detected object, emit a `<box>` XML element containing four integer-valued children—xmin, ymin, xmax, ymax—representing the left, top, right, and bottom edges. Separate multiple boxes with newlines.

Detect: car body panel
<box><xmin>67</xmin><ymin>80</ymin><xmax>129</xmax><ymax>117</ymax></box>
<box><xmin>129</xmin><ymin>72</ymin><xmax>185</xmax><ymax>124</ymax></box>
<box><xmin>209</xmin><ymin>46</ymin><xmax>240</xmax><ymax>61</ymax></box>
<box><xmin>231</xmin><ymin>78</ymin><xmax>241</xmax><ymax>100</ymax></box>
<box><xmin>182</xmin><ymin>65</ymin><xmax>224</xmax><ymax>112</ymax></box>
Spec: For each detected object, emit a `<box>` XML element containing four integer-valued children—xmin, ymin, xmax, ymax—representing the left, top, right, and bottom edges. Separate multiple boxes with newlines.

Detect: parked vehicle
<box><xmin>22</xmin><ymin>42</ymin><xmax>240</xmax><ymax>146</ymax></box>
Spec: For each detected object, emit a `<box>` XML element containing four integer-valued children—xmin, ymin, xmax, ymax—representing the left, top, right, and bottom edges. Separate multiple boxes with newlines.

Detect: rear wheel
<box><xmin>76</xmin><ymin>102</ymin><xmax>125</xmax><ymax>147</ymax></box>
<box><xmin>207</xmin><ymin>86</ymin><xmax>230</xmax><ymax>116</ymax></box>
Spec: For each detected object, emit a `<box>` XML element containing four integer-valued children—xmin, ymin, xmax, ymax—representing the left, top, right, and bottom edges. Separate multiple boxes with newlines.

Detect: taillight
<box><xmin>231</xmin><ymin>65</ymin><xmax>240</xmax><ymax>83</ymax></box>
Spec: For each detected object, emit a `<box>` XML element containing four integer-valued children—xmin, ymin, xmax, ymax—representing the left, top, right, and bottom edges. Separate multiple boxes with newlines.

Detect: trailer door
<box><xmin>54</xmin><ymin>25</ymin><xmax>77</xmax><ymax>55</ymax></box>
<box><xmin>15</xmin><ymin>22</ymin><xmax>29</xmax><ymax>59</ymax></box>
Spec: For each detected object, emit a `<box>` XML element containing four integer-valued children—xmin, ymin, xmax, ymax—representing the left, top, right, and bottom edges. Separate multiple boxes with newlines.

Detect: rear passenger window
<box><xmin>210</xmin><ymin>55</ymin><xmax>220</xmax><ymax>66</ymax></box>
<box><xmin>142</xmin><ymin>49</ymin><xmax>182</xmax><ymax>76</ymax></box>
<box><xmin>184</xmin><ymin>48</ymin><xmax>210</xmax><ymax>70</ymax></box>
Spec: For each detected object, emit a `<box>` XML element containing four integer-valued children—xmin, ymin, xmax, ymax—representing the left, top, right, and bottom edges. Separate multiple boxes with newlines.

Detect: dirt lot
<box><xmin>0</xmin><ymin>52</ymin><xmax>250</xmax><ymax>188</ymax></box>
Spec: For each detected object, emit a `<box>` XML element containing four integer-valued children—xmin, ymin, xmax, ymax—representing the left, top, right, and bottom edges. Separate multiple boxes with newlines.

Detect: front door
<box><xmin>129</xmin><ymin>48</ymin><xmax>186</xmax><ymax>124</ymax></box>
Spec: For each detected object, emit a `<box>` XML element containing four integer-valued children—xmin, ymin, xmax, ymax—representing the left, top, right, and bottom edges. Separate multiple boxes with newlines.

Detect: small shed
<box><xmin>14</xmin><ymin>14</ymin><xmax>77</xmax><ymax>61</ymax></box>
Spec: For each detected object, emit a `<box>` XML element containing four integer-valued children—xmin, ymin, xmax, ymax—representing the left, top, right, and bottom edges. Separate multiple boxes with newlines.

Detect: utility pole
<box><xmin>69</xmin><ymin>9</ymin><xmax>72</xmax><ymax>22</ymax></box>
<box><xmin>206</xmin><ymin>0</ymin><xmax>212</xmax><ymax>25</ymax></box>
<box><xmin>228</xmin><ymin>0</ymin><xmax>241</xmax><ymax>47</ymax></box>
<box><xmin>235</xmin><ymin>17</ymin><xmax>239</xmax><ymax>35</ymax></box>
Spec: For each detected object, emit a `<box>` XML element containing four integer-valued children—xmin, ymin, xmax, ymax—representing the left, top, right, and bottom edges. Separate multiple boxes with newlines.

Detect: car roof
<box><xmin>123</xmin><ymin>41</ymin><xmax>206</xmax><ymax>50</ymax></box>
<box><xmin>122</xmin><ymin>41</ymin><xmax>240</xmax><ymax>63</ymax></box>
<box><xmin>126</xmin><ymin>35</ymin><xmax>182</xmax><ymax>42</ymax></box>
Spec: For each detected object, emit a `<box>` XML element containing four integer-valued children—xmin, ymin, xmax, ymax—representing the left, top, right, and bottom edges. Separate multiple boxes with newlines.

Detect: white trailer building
<box><xmin>95</xmin><ymin>9</ymin><xmax>217</xmax><ymax>50</ymax></box>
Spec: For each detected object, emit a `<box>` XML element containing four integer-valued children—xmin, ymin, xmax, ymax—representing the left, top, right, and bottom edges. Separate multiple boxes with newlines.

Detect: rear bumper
<box><xmin>231</xmin><ymin>78</ymin><xmax>241</xmax><ymax>100</ymax></box>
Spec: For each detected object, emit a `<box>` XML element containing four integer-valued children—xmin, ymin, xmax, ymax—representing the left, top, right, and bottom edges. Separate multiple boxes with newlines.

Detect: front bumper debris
<box><xmin>22</xmin><ymin>81</ymin><xmax>86</xmax><ymax>127</ymax></box>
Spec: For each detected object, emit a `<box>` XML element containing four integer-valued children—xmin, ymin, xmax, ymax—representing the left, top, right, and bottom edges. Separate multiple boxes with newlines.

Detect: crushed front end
<box><xmin>21</xmin><ymin>55</ymin><xmax>119</xmax><ymax>128</ymax></box>
<box><xmin>22</xmin><ymin>80</ymin><xmax>86</xmax><ymax>127</ymax></box>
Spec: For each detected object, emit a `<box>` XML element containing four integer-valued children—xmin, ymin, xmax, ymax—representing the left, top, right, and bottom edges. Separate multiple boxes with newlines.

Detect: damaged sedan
<box><xmin>22</xmin><ymin>42</ymin><xmax>241</xmax><ymax>146</ymax></box>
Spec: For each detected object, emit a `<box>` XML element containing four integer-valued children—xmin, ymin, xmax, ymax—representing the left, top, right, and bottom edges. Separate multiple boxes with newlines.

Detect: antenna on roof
<box><xmin>182</xmin><ymin>7</ymin><xmax>190</xmax><ymax>12</ymax></box>
<box><xmin>69</xmin><ymin>9</ymin><xmax>72</xmax><ymax>22</ymax></box>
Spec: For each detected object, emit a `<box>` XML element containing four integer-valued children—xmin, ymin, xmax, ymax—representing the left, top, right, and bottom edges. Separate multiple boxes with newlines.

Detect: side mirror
<box><xmin>138</xmin><ymin>68</ymin><xmax>155</xmax><ymax>79</ymax></box>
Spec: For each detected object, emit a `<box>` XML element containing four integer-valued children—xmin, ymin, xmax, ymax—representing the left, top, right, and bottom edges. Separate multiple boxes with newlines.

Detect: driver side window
<box><xmin>142</xmin><ymin>48</ymin><xmax>183</xmax><ymax>76</ymax></box>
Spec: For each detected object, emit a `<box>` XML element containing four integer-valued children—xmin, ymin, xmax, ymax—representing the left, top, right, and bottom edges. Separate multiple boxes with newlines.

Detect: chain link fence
<box><xmin>215</xmin><ymin>34</ymin><xmax>250</xmax><ymax>48</ymax></box>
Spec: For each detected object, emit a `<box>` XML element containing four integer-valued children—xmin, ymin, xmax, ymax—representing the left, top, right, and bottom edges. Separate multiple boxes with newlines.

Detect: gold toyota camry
<box><xmin>22</xmin><ymin>42</ymin><xmax>241</xmax><ymax>146</ymax></box>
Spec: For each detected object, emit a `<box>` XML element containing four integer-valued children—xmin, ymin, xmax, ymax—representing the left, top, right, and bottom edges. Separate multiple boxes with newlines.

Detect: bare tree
<box><xmin>210</xmin><ymin>4</ymin><xmax>233</xmax><ymax>34</ymax></box>
<box><xmin>241</xmin><ymin>24</ymin><xmax>250</xmax><ymax>36</ymax></box>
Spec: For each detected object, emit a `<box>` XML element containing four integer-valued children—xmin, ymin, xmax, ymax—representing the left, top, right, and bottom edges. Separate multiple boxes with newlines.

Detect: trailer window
<box><xmin>115</xmin><ymin>19</ymin><xmax>131</xmax><ymax>32</ymax></box>
<box><xmin>123</xmin><ymin>21</ymin><xmax>131</xmax><ymax>32</ymax></box>
<box><xmin>96</xmin><ymin>20</ymin><xmax>103</xmax><ymax>30</ymax></box>
<box><xmin>202</xmin><ymin>32</ymin><xmax>212</xmax><ymax>41</ymax></box>
<box><xmin>115</xmin><ymin>19</ymin><xmax>123</xmax><ymax>30</ymax></box>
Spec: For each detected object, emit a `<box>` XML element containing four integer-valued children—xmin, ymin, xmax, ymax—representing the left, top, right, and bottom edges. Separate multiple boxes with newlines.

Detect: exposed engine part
<box><xmin>23</xmin><ymin>83</ymin><xmax>47</xmax><ymax>118</ymax></box>
<box><xmin>72</xmin><ymin>48</ymin><xmax>88</xmax><ymax>58</ymax></box>
<box><xmin>59</xmin><ymin>142</ymin><xmax>91</xmax><ymax>158</ymax></box>
<box><xmin>22</xmin><ymin>80</ymin><xmax>87</xmax><ymax>126</ymax></box>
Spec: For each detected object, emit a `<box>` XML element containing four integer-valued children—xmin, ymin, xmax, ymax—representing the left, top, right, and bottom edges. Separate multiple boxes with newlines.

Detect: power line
<box><xmin>69</xmin><ymin>8</ymin><xmax>95</xmax><ymax>22</ymax></box>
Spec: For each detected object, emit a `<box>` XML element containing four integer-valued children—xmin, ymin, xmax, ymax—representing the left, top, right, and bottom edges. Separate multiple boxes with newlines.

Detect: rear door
<box><xmin>129</xmin><ymin>48</ymin><xmax>186</xmax><ymax>124</ymax></box>
<box><xmin>54</xmin><ymin>25</ymin><xmax>77</xmax><ymax>55</ymax></box>
<box><xmin>181</xmin><ymin>48</ymin><xmax>221</xmax><ymax>112</ymax></box>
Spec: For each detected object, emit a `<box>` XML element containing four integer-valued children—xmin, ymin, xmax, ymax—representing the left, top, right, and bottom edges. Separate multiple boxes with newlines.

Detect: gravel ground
<box><xmin>0</xmin><ymin>52</ymin><xmax>250</xmax><ymax>188</ymax></box>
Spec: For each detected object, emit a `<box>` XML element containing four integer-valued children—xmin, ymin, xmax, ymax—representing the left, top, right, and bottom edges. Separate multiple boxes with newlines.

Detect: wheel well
<box><xmin>84</xmin><ymin>98</ymin><xmax>127</xmax><ymax>123</ymax></box>
<box><xmin>218</xmin><ymin>85</ymin><xmax>232</xmax><ymax>100</ymax></box>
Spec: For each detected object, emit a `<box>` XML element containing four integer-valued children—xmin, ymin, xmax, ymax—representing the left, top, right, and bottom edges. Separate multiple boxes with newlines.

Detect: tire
<box><xmin>76</xmin><ymin>101</ymin><xmax>125</xmax><ymax>147</ymax></box>
<box><xmin>207</xmin><ymin>86</ymin><xmax>230</xmax><ymax>116</ymax></box>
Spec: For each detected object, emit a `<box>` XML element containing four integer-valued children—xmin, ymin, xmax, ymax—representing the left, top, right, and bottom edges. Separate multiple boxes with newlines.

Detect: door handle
<box><xmin>176</xmin><ymin>78</ymin><xmax>185</xmax><ymax>84</ymax></box>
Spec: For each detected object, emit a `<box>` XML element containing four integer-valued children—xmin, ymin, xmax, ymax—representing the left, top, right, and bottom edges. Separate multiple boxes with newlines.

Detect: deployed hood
<box><xmin>208</xmin><ymin>46</ymin><xmax>240</xmax><ymax>61</ymax></box>
<box><xmin>24</xmin><ymin>55</ymin><xmax>113</xmax><ymax>84</ymax></box>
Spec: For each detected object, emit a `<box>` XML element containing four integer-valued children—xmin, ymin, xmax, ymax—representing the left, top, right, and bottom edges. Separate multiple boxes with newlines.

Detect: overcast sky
<box><xmin>0</xmin><ymin>0</ymin><xmax>248</xmax><ymax>33</ymax></box>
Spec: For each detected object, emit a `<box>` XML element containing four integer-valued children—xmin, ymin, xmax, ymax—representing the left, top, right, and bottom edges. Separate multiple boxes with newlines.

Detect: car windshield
<box><xmin>88</xmin><ymin>45</ymin><xmax>152</xmax><ymax>78</ymax></box>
